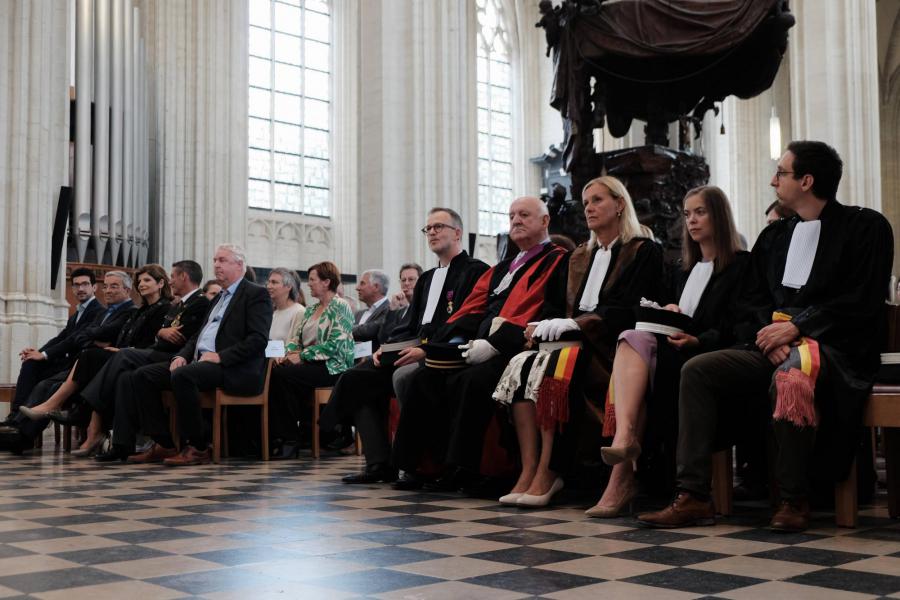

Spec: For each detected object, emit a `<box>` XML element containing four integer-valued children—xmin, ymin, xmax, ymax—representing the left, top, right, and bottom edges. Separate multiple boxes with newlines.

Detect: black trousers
<box><xmin>169</xmin><ymin>361</ymin><xmax>227</xmax><ymax>448</ymax></box>
<box><xmin>392</xmin><ymin>355</ymin><xmax>507</xmax><ymax>474</ymax></box>
<box><xmin>110</xmin><ymin>353</ymin><xmax>176</xmax><ymax>449</ymax></box>
<box><xmin>268</xmin><ymin>361</ymin><xmax>339</xmax><ymax>442</ymax></box>
<box><xmin>676</xmin><ymin>348</ymin><xmax>814</xmax><ymax>501</ymax></box>
<box><xmin>12</xmin><ymin>359</ymin><xmax>67</xmax><ymax>413</ymax></box>
<box><xmin>13</xmin><ymin>371</ymin><xmax>68</xmax><ymax>441</ymax></box>
<box><xmin>82</xmin><ymin>348</ymin><xmax>172</xmax><ymax>428</ymax></box>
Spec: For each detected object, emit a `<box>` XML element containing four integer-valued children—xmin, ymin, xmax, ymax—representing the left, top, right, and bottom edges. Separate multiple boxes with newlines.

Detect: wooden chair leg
<box><xmin>312</xmin><ymin>398</ymin><xmax>321</xmax><ymax>459</ymax></box>
<box><xmin>711</xmin><ymin>447</ymin><xmax>734</xmax><ymax>516</ymax></box>
<box><xmin>835</xmin><ymin>457</ymin><xmax>858</xmax><ymax>528</ymax></box>
<box><xmin>355</xmin><ymin>427</ymin><xmax>362</xmax><ymax>456</ymax></box>
<box><xmin>884</xmin><ymin>427</ymin><xmax>900</xmax><ymax>519</ymax></box>
<box><xmin>169</xmin><ymin>404</ymin><xmax>180</xmax><ymax>450</ymax></box>
<box><xmin>212</xmin><ymin>404</ymin><xmax>222</xmax><ymax>463</ymax></box>
<box><xmin>261</xmin><ymin>400</ymin><xmax>269</xmax><ymax>461</ymax></box>
<box><xmin>222</xmin><ymin>407</ymin><xmax>229</xmax><ymax>459</ymax></box>
<box><xmin>63</xmin><ymin>424</ymin><xmax>72</xmax><ymax>452</ymax></box>
<box><xmin>54</xmin><ymin>422</ymin><xmax>61</xmax><ymax>446</ymax></box>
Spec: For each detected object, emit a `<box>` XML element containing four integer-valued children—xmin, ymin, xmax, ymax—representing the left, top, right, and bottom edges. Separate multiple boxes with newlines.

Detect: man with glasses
<box><xmin>325</xmin><ymin>207</ymin><xmax>488</xmax><ymax>484</ymax></box>
<box><xmin>639</xmin><ymin>140</ymin><xmax>894</xmax><ymax>532</ymax></box>
<box><xmin>2</xmin><ymin>268</ymin><xmax>104</xmax><ymax>426</ymax></box>
<box><xmin>1</xmin><ymin>271</ymin><xmax>137</xmax><ymax>452</ymax></box>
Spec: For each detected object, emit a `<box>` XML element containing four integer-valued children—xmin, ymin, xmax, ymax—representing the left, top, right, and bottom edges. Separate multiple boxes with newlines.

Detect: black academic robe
<box><xmin>392</xmin><ymin>242</ymin><xmax>569</xmax><ymax>474</ymax></box>
<box><xmin>319</xmin><ymin>251</ymin><xmax>488</xmax><ymax>433</ymax></box>
<box><xmin>734</xmin><ymin>199</ymin><xmax>894</xmax><ymax>480</ymax></box>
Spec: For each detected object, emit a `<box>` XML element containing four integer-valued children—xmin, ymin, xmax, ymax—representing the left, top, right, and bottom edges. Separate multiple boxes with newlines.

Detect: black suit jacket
<box><xmin>151</xmin><ymin>291</ymin><xmax>211</xmax><ymax>355</ymax></box>
<box><xmin>43</xmin><ymin>299</ymin><xmax>136</xmax><ymax>363</ymax></box>
<box><xmin>39</xmin><ymin>297</ymin><xmax>106</xmax><ymax>364</ymax></box>
<box><xmin>178</xmin><ymin>280</ymin><xmax>273</xmax><ymax>395</ymax></box>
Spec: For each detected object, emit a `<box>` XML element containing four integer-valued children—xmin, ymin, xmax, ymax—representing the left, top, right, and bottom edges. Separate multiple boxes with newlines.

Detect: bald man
<box><xmin>392</xmin><ymin>197</ymin><xmax>569</xmax><ymax>490</ymax></box>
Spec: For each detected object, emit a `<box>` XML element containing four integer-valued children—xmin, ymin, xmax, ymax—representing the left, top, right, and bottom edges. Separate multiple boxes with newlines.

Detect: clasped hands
<box><xmin>756</xmin><ymin>320</ymin><xmax>800</xmax><ymax>365</ymax></box>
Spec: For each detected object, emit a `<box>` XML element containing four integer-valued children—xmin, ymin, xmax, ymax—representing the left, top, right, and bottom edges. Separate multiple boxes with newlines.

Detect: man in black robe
<box><xmin>639</xmin><ymin>140</ymin><xmax>894</xmax><ymax>532</ymax></box>
<box><xmin>391</xmin><ymin>196</ymin><xmax>568</xmax><ymax>490</ymax></box>
<box><xmin>325</xmin><ymin>207</ymin><xmax>488</xmax><ymax>483</ymax></box>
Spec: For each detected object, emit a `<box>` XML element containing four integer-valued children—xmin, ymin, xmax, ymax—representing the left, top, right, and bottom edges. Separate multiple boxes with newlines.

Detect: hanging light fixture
<box><xmin>769</xmin><ymin>106</ymin><xmax>782</xmax><ymax>160</ymax></box>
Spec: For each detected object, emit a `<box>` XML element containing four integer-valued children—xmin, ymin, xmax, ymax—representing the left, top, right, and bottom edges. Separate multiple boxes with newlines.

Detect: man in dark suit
<box><xmin>85</xmin><ymin>260</ymin><xmax>210</xmax><ymax>462</ymax></box>
<box><xmin>352</xmin><ymin>269</ymin><xmax>391</xmax><ymax>359</ymax></box>
<box><xmin>137</xmin><ymin>244</ymin><xmax>272</xmax><ymax>467</ymax></box>
<box><xmin>0</xmin><ymin>271</ymin><xmax>137</xmax><ymax>452</ymax></box>
<box><xmin>3</xmin><ymin>267</ymin><xmax>104</xmax><ymax>423</ymax></box>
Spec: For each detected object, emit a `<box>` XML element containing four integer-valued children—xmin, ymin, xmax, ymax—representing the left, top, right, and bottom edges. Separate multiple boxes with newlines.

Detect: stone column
<box><xmin>141</xmin><ymin>0</ymin><xmax>249</xmax><ymax>271</ymax></box>
<box><xmin>357</xmin><ymin>0</ymin><xmax>478</xmax><ymax>276</ymax></box>
<box><xmin>789</xmin><ymin>0</ymin><xmax>882</xmax><ymax>209</ymax></box>
<box><xmin>0</xmin><ymin>0</ymin><xmax>71</xmax><ymax>385</ymax></box>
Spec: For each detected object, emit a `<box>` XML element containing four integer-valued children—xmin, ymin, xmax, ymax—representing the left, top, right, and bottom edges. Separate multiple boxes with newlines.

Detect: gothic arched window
<box><xmin>248</xmin><ymin>0</ymin><xmax>331</xmax><ymax>216</ymax></box>
<box><xmin>476</xmin><ymin>0</ymin><xmax>513</xmax><ymax>235</ymax></box>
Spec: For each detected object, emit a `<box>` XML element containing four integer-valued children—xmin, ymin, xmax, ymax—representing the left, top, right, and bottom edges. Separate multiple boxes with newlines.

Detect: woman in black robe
<box><xmin>586</xmin><ymin>186</ymin><xmax>748</xmax><ymax>517</ymax></box>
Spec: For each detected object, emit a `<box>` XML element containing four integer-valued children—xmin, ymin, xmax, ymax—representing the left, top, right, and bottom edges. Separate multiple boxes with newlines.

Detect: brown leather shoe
<box><xmin>637</xmin><ymin>491</ymin><xmax>715</xmax><ymax>528</ymax></box>
<box><xmin>163</xmin><ymin>445</ymin><xmax>211</xmax><ymax>467</ymax></box>
<box><xmin>127</xmin><ymin>443</ymin><xmax>178</xmax><ymax>464</ymax></box>
<box><xmin>769</xmin><ymin>499</ymin><xmax>810</xmax><ymax>532</ymax></box>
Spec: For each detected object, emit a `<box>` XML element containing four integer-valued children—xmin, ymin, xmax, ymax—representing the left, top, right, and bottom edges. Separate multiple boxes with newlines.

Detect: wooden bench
<box><xmin>712</xmin><ymin>383</ymin><xmax>900</xmax><ymax>527</ymax></box>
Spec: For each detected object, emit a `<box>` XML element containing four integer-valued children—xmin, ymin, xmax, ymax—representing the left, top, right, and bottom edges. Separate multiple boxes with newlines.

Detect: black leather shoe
<box><xmin>325</xmin><ymin>430</ymin><xmax>355</xmax><ymax>452</ymax></box>
<box><xmin>270</xmin><ymin>440</ymin><xmax>299</xmax><ymax>461</ymax></box>
<box><xmin>95</xmin><ymin>445</ymin><xmax>131</xmax><ymax>463</ymax></box>
<box><xmin>0</xmin><ymin>425</ymin><xmax>19</xmax><ymax>435</ymax></box>
<box><xmin>343</xmin><ymin>463</ymin><xmax>398</xmax><ymax>484</ymax></box>
<box><xmin>0</xmin><ymin>430</ymin><xmax>31</xmax><ymax>455</ymax></box>
<box><xmin>392</xmin><ymin>472</ymin><xmax>424</xmax><ymax>490</ymax></box>
<box><xmin>48</xmin><ymin>404</ymin><xmax>91</xmax><ymax>426</ymax></box>
<box><xmin>423</xmin><ymin>467</ymin><xmax>479</xmax><ymax>493</ymax></box>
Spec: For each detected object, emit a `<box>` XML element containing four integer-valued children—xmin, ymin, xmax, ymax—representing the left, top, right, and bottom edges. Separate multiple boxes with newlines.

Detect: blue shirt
<box><xmin>100</xmin><ymin>299</ymin><xmax>133</xmax><ymax>324</ymax></box>
<box><xmin>195</xmin><ymin>279</ymin><xmax>241</xmax><ymax>358</ymax></box>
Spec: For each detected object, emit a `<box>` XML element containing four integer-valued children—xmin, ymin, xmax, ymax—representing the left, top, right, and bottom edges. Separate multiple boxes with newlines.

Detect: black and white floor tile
<box><xmin>0</xmin><ymin>437</ymin><xmax>897</xmax><ymax>599</ymax></box>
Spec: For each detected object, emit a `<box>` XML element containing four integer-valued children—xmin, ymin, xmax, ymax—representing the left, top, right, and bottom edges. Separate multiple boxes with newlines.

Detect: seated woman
<box><xmin>21</xmin><ymin>264</ymin><xmax>172</xmax><ymax>456</ymax></box>
<box><xmin>586</xmin><ymin>185</ymin><xmax>748</xmax><ymax>517</ymax></box>
<box><xmin>268</xmin><ymin>261</ymin><xmax>355</xmax><ymax>458</ymax></box>
<box><xmin>495</xmin><ymin>176</ymin><xmax>664</xmax><ymax>507</ymax></box>
<box><xmin>267</xmin><ymin>267</ymin><xmax>306</xmax><ymax>343</ymax></box>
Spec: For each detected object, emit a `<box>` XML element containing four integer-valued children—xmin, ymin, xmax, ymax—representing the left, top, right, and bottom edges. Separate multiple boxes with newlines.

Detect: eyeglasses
<box><xmin>420</xmin><ymin>223</ymin><xmax>457</xmax><ymax>234</ymax></box>
<box><xmin>774</xmin><ymin>170</ymin><xmax>795</xmax><ymax>178</ymax></box>
<box><xmin>71</xmin><ymin>281</ymin><xmax>93</xmax><ymax>288</ymax></box>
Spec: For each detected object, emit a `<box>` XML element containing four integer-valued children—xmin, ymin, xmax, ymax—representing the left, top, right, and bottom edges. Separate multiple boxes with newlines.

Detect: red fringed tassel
<box><xmin>774</xmin><ymin>368</ymin><xmax>818</xmax><ymax>428</ymax></box>
<box><xmin>536</xmin><ymin>378</ymin><xmax>570</xmax><ymax>432</ymax></box>
<box><xmin>601</xmin><ymin>386</ymin><xmax>616</xmax><ymax>438</ymax></box>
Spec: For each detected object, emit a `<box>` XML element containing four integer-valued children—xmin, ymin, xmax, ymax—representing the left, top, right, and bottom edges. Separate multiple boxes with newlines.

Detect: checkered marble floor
<box><xmin>0</xmin><ymin>442</ymin><xmax>898</xmax><ymax>599</ymax></box>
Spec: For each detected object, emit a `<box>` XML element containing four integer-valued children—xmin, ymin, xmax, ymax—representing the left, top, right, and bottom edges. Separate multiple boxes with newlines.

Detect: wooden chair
<box><xmin>164</xmin><ymin>360</ymin><xmax>274</xmax><ymax>463</ymax></box>
<box><xmin>713</xmin><ymin>384</ymin><xmax>900</xmax><ymax>527</ymax></box>
<box><xmin>312</xmin><ymin>387</ymin><xmax>362</xmax><ymax>459</ymax></box>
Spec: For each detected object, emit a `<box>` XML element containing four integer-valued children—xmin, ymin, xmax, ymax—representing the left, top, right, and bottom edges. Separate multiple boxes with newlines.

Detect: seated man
<box><xmin>0</xmin><ymin>271</ymin><xmax>137</xmax><ymax>452</ymax></box>
<box><xmin>2</xmin><ymin>267</ymin><xmax>104</xmax><ymax>425</ymax></box>
<box><xmin>324</xmin><ymin>208</ymin><xmax>488</xmax><ymax>483</ymax></box>
<box><xmin>90</xmin><ymin>260</ymin><xmax>211</xmax><ymax>462</ymax></box>
<box><xmin>128</xmin><ymin>244</ymin><xmax>271</xmax><ymax>467</ymax></box>
<box><xmin>352</xmin><ymin>269</ymin><xmax>391</xmax><ymax>359</ymax></box>
<box><xmin>638</xmin><ymin>140</ymin><xmax>894</xmax><ymax>532</ymax></box>
<box><xmin>391</xmin><ymin>196</ymin><xmax>567</xmax><ymax>490</ymax></box>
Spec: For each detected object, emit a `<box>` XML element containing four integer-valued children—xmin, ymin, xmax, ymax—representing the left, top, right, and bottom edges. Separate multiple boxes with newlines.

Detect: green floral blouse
<box><xmin>285</xmin><ymin>296</ymin><xmax>355</xmax><ymax>375</ymax></box>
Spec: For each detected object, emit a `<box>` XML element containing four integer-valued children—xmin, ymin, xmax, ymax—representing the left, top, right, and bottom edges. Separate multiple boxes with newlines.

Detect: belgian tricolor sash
<box><xmin>536</xmin><ymin>345</ymin><xmax>581</xmax><ymax>431</ymax></box>
<box><xmin>772</xmin><ymin>311</ymin><xmax>821</xmax><ymax>428</ymax></box>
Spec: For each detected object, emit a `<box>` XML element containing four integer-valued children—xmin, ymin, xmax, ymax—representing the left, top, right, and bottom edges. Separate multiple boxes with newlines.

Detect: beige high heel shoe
<box><xmin>585</xmin><ymin>484</ymin><xmax>638</xmax><ymax>518</ymax></box>
<box><xmin>600</xmin><ymin>442</ymin><xmax>641</xmax><ymax>466</ymax></box>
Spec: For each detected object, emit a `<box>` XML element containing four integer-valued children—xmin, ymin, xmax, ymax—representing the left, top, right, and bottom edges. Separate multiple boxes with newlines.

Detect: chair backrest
<box><xmin>261</xmin><ymin>359</ymin><xmax>274</xmax><ymax>398</ymax></box>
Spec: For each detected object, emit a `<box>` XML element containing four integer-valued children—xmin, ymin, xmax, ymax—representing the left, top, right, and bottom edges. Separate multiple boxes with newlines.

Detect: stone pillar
<box><xmin>879</xmin><ymin>3</ymin><xmax>900</xmax><ymax>275</ymax></box>
<box><xmin>0</xmin><ymin>0</ymin><xmax>71</xmax><ymax>385</ymax></box>
<box><xmin>357</xmin><ymin>0</ymin><xmax>477</xmax><ymax>275</ymax></box>
<box><xmin>141</xmin><ymin>0</ymin><xmax>249</xmax><ymax>271</ymax></box>
<box><xmin>789</xmin><ymin>0</ymin><xmax>882</xmax><ymax>209</ymax></box>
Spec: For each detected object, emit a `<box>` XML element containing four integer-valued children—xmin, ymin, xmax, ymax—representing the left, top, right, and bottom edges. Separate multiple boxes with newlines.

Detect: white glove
<box><xmin>459</xmin><ymin>339</ymin><xmax>499</xmax><ymax>365</ymax></box>
<box><xmin>533</xmin><ymin>318</ymin><xmax>579</xmax><ymax>341</ymax></box>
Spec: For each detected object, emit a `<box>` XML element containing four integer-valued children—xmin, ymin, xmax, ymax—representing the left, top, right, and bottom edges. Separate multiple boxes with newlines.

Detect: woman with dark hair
<box><xmin>267</xmin><ymin>261</ymin><xmax>355</xmax><ymax>458</ymax></box>
<box><xmin>21</xmin><ymin>264</ymin><xmax>173</xmax><ymax>456</ymax></box>
<box><xmin>585</xmin><ymin>185</ymin><xmax>749</xmax><ymax>517</ymax></box>
<box><xmin>267</xmin><ymin>267</ymin><xmax>306</xmax><ymax>342</ymax></box>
